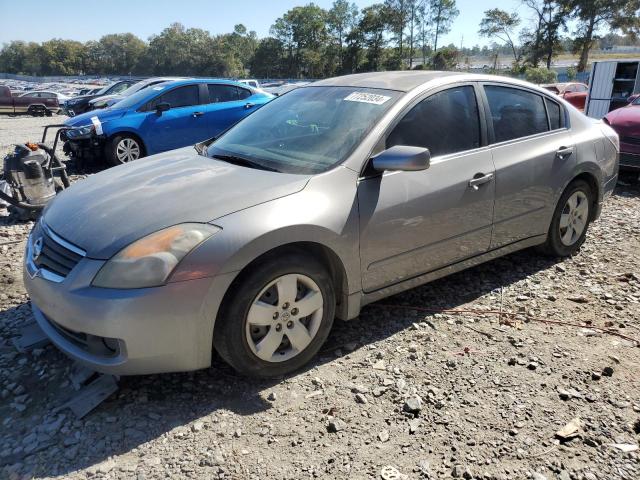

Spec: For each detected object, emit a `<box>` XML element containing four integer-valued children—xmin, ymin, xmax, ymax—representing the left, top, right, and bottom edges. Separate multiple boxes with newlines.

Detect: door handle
<box><xmin>468</xmin><ymin>173</ymin><xmax>494</xmax><ymax>190</ymax></box>
<box><xmin>244</xmin><ymin>102</ymin><xmax>255</xmax><ymax>109</ymax></box>
<box><xmin>556</xmin><ymin>146</ymin><xmax>574</xmax><ymax>159</ymax></box>
<box><xmin>192</xmin><ymin>111</ymin><xmax>204</xmax><ymax>117</ymax></box>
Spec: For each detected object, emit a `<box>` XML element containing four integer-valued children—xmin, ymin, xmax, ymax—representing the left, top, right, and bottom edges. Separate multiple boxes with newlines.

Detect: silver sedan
<box><xmin>23</xmin><ymin>72</ymin><xmax>619</xmax><ymax>377</ymax></box>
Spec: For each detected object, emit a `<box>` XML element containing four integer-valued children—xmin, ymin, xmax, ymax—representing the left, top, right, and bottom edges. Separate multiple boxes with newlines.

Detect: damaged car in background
<box><xmin>63</xmin><ymin>79</ymin><xmax>138</xmax><ymax>116</ymax></box>
<box><xmin>87</xmin><ymin>77</ymin><xmax>188</xmax><ymax>110</ymax></box>
<box><xmin>61</xmin><ymin>79</ymin><xmax>273</xmax><ymax>165</ymax></box>
<box><xmin>24</xmin><ymin>72</ymin><xmax>618</xmax><ymax>378</ymax></box>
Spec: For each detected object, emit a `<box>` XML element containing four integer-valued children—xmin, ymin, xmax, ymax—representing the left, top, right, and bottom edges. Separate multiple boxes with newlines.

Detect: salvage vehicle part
<box><xmin>23</xmin><ymin>72</ymin><xmax>619</xmax><ymax>378</ymax></box>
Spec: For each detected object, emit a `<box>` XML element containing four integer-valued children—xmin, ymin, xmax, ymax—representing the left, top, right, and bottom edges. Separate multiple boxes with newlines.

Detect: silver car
<box><xmin>23</xmin><ymin>72</ymin><xmax>619</xmax><ymax>377</ymax></box>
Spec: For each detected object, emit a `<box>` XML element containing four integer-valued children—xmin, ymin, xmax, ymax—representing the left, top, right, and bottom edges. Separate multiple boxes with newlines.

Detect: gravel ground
<box><xmin>0</xmin><ymin>115</ymin><xmax>639</xmax><ymax>480</ymax></box>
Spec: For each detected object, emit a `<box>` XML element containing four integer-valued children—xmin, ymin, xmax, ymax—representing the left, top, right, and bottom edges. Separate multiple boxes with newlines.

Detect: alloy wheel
<box><xmin>115</xmin><ymin>138</ymin><xmax>141</xmax><ymax>163</ymax></box>
<box><xmin>245</xmin><ymin>273</ymin><xmax>324</xmax><ymax>363</ymax></box>
<box><xmin>559</xmin><ymin>191</ymin><xmax>589</xmax><ymax>246</ymax></box>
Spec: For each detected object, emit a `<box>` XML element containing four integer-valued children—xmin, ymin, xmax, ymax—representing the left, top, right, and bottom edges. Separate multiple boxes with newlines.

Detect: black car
<box><xmin>63</xmin><ymin>80</ymin><xmax>138</xmax><ymax>116</ymax></box>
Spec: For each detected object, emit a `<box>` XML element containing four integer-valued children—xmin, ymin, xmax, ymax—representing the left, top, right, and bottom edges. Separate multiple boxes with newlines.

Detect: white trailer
<box><xmin>585</xmin><ymin>59</ymin><xmax>640</xmax><ymax>118</ymax></box>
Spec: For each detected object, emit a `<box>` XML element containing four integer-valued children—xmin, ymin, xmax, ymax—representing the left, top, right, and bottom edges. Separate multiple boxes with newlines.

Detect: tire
<box><xmin>540</xmin><ymin>179</ymin><xmax>593</xmax><ymax>257</ymax></box>
<box><xmin>106</xmin><ymin>135</ymin><xmax>144</xmax><ymax>166</ymax></box>
<box><xmin>214</xmin><ymin>253</ymin><xmax>336</xmax><ymax>378</ymax></box>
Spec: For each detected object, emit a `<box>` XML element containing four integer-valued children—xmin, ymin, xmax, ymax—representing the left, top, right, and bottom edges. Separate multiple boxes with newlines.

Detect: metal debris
<box><xmin>12</xmin><ymin>321</ymin><xmax>50</xmax><ymax>352</ymax></box>
<box><xmin>55</xmin><ymin>374</ymin><xmax>119</xmax><ymax>418</ymax></box>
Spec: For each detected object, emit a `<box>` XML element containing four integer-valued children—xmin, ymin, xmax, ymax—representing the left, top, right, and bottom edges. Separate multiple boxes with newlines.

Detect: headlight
<box><xmin>92</xmin><ymin>223</ymin><xmax>220</xmax><ymax>289</ymax></box>
<box><xmin>66</xmin><ymin>125</ymin><xmax>95</xmax><ymax>139</ymax></box>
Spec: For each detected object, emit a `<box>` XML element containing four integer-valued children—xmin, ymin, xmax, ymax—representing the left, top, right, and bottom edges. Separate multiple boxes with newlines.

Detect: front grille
<box><xmin>34</xmin><ymin>227</ymin><xmax>84</xmax><ymax>279</ymax></box>
<box><xmin>621</xmin><ymin>136</ymin><xmax>640</xmax><ymax>146</ymax></box>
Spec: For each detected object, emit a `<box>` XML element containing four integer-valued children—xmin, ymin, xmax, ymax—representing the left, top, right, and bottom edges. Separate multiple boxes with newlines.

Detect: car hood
<box><xmin>605</xmin><ymin>106</ymin><xmax>640</xmax><ymax>134</ymax></box>
<box><xmin>89</xmin><ymin>94</ymin><xmax>119</xmax><ymax>105</ymax></box>
<box><xmin>64</xmin><ymin>107</ymin><xmax>127</xmax><ymax>128</ymax></box>
<box><xmin>43</xmin><ymin>148</ymin><xmax>311</xmax><ymax>259</ymax></box>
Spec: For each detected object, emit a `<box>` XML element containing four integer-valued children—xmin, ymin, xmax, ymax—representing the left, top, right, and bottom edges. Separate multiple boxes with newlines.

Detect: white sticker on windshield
<box><xmin>90</xmin><ymin>116</ymin><xmax>103</xmax><ymax>135</ymax></box>
<box><xmin>344</xmin><ymin>92</ymin><xmax>391</xmax><ymax>105</ymax></box>
<box><xmin>152</xmin><ymin>86</ymin><xmax>165</xmax><ymax>91</ymax></box>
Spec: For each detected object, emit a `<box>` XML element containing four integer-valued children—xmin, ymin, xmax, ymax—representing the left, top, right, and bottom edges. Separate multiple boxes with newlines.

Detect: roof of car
<box><xmin>313</xmin><ymin>71</ymin><xmax>465</xmax><ymax>92</ymax></box>
<box><xmin>145</xmin><ymin>78</ymin><xmax>257</xmax><ymax>92</ymax></box>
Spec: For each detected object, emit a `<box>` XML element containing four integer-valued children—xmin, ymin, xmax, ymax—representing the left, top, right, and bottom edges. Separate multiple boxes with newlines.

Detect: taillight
<box><xmin>600</xmin><ymin>123</ymin><xmax>620</xmax><ymax>152</ymax></box>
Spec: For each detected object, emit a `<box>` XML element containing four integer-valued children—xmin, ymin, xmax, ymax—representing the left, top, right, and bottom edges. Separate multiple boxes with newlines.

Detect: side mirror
<box><xmin>371</xmin><ymin>145</ymin><xmax>431</xmax><ymax>172</ymax></box>
<box><xmin>155</xmin><ymin>102</ymin><xmax>170</xmax><ymax>114</ymax></box>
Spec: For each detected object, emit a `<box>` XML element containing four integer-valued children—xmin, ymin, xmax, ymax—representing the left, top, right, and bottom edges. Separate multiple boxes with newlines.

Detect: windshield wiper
<box><xmin>212</xmin><ymin>154</ymin><xmax>279</xmax><ymax>172</ymax></box>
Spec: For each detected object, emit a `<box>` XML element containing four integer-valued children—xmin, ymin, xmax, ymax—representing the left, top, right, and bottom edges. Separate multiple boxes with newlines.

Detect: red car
<box><xmin>541</xmin><ymin>82</ymin><xmax>589</xmax><ymax>111</ymax></box>
<box><xmin>604</xmin><ymin>97</ymin><xmax>640</xmax><ymax>170</ymax></box>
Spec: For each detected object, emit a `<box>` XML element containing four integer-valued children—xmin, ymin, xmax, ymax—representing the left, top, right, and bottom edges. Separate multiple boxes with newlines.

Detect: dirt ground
<box><xmin>0</xmin><ymin>114</ymin><xmax>639</xmax><ymax>480</ymax></box>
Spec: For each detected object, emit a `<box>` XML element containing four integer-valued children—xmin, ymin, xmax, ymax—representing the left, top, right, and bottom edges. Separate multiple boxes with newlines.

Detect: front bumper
<box><xmin>23</xmin><ymin>228</ymin><xmax>235</xmax><ymax>375</ymax></box>
<box><xmin>62</xmin><ymin>134</ymin><xmax>106</xmax><ymax>161</ymax></box>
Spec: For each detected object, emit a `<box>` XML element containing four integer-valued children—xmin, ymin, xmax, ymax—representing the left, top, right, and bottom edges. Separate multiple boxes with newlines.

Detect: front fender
<box><xmin>171</xmin><ymin>166</ymin><xmax>362</xmax><ymax>296</ymax></box>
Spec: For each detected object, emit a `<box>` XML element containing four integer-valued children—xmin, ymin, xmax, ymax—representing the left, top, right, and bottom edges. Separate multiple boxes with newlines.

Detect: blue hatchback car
<box><xmin>62</xmin><ymin>79</ymin><xmax>273</xmax><ymax>165</ymax></box>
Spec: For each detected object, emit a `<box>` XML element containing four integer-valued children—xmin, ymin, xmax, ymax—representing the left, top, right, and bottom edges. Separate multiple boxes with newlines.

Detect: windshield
<box><xmin>96</xmin><ymin>84</ymin><xmax>112</xmax><ymax>95</ymax></box>
<box><xmin>111</xmin><ymin>83</ymin><xmax>171</xmax><ymax>110</ymax></box>
<box><xmin>206</xmin><ymin>86</ymin><xmax>401</xmax><ymax>174</ymax></box>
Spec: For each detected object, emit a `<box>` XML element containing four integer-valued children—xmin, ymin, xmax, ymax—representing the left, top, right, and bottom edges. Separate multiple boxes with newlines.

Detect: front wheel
<box><xmin>214</xmin><ymin>253</ymin><xmax>335</xmax><ymax>378</ymax></box>
<box><xmin>540</xmin><ymin>179</ymin><xmax>593</xmax><ymax>257</ymax></box>
<box><xmin>106</xmin><ymin>135</ymin><xmax>144</xmax><ymax>165</ymax></box>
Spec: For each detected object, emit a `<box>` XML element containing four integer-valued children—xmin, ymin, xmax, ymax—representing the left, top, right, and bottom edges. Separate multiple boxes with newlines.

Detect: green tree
<box><xmin>328</xmin><ymin>0</ymin><xmax>359</xmax><ymax>72</ymax></box>
<box><xmin>358</xmin><ymin>4</ymin><xmax>388</xmax><ymax>71</ymax></box>
<box><xmin>429</xmin><ymin>0</ymin><xmax>459</xmax><ymax>54</ymax></box>
<box><xmin>249</xmin><ymin>37</ymin><xmax>286</xmax><ymax>78</ymax></box>
<box><xmin>271</xmin><ymin>4</ymin><xmax>329</xmax><ymax>78</ymax></box>
<box><xmin>478</xmin><ymin>9</ymin><xmax>521</xmax><ymax>63</ymax></box>
<box><xmin>38</xmin><ymin>39</ymin><xmax>86</xmax><ymax>75</ymax></box>
<box><xmin>568</xmin><ymin>0</ymin><xmax>640</xmax><ymax>72</ymax></box>
<box><xmin>521</xmin><ymin>0</ymin><xmax>568</xmax><ymax>68</ymax></box>
<box><xmin>431</xmin><ymin>45</ymin><xmax>459</xmax><ymax>70</ymax></box>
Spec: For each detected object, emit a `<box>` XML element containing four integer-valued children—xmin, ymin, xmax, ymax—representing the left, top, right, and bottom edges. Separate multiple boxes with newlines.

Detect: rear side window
<box><xmin>207</xmin><ymin>84</ymin><xmax>238</xmax><ymax>103</ymax></box>
<box><xmin>545</xmin><ymin>98</ymin><xmax>562</xmax><ymax>130</ymax></box>
<box><xmin>387</xmin><ymin>86</ymin><xmax>481</xmax><ymax>157</ymax></box>
<box><xmin>484</xmin><ymin>85</ymin><xmax>549</xmax><ymax>143</ymax></box>
<box><xmin>237</xmin><ymin>87</ymin><xmax>252</xmax><ymax>100</ymax></box>
<box><xmin>149</xmin><ymin>85</ymin><xmax>199</xmax><ymax>109</ymax></box>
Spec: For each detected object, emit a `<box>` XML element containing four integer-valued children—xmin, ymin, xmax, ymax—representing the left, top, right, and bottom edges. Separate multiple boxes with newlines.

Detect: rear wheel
<box><xmin>540</xmin><ymin>179</ymin><xmax>592</xmax><ymax>257</ymax></box>
<box><xmin>214</xmin><ymin>253</ymin><xmax>335</xmax><ymax>377</ymax></box>
<box><xmin>106</xmin><ymin>135</ymin><xmax>144</xmax><ymax>165</ymax></box>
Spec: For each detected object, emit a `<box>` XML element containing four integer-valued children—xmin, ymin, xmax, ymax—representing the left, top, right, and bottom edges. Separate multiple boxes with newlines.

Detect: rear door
<box><xmin>481</xmin><ymin>83</ymin><xmax>576</xmax><ymax>248</ymax></box>
<box><xmin>140</xmin><ymin>84</ymin><xmax>209</xmax><ymax>153</ymax></box>
<box><xmin>203</xmin><ymin>84</ymin><xmax>257</xmax><ymax>136</ymax></box>
<box><xmin>358</xmin><ymin>84</ymin><xmax>496</xmax><ymax>292</ymax></box>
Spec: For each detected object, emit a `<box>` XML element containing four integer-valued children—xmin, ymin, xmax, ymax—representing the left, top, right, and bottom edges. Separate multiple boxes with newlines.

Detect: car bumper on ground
<box><xmin>22</xmin><ymin>225</ymin><xmax>234</xmax><ymax>375</ymax></box>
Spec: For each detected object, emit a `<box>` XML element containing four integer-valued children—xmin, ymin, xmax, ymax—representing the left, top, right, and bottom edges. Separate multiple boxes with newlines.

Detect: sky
<box><xmin>0</xmin><ymin>0</ymin><xmax>525</xmax><ymax>48</ymax></box>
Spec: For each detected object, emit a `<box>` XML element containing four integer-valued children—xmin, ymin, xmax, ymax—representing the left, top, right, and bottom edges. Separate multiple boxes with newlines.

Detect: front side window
<box><xmin>207</xmin><ymin>86</ymin><xmax>401</xmax><ymax>174</ymax></box>
<box><xmin>387</xmin><ymin>86</ymin><xmax>481</xmax><ymax>157</ymax></box>
<box><xmin>484</xmin><ymin>85</ymin><xmax>549</xmax><ymax>143</ymax></box>
<box><xmin>148</xmin><ymin>85</ymin><xmax>199</xmax><ymax>109</ymax></box>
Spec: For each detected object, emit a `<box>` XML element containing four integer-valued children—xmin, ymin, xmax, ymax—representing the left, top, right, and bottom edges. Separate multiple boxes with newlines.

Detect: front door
<box><xmin>358</xmin><ymin>85</ymin><xmax>496</xmax><ymax>292</ymax></box>
<box><xmin>481</xmin><ymin>84</ymin><xmax>577</xmax><ymax>248</ymax></box>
